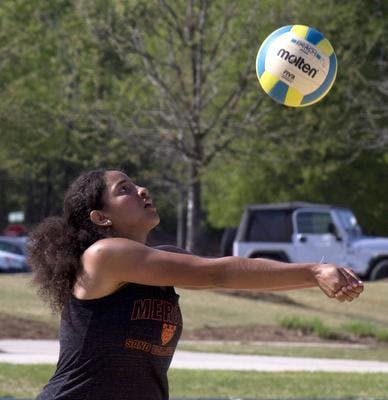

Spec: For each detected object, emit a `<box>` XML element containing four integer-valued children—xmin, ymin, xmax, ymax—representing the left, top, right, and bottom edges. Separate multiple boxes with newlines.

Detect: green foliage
<box><xmin>0</xmin><ymin>0</ymin><xmax>145</xmax><ymax>227</ymax></box>
<box><xmin>376</xmin><ymin>329</ymin><xmax>388</xmax><ymax>343</ymax></box>
<box><xmin>343</xmin><ymin>320</ymin><xmax>378</xmax><ymax>338</ymax></box>
<box><xmin>0</xmin><ymin>0</ymin><xmax>386</xmax><ymax>240</ymax></box>
<box><xmin>280</xmin><ymin>316</ymin><xmax>348</xmax><ymax>341</ymax></box>
<box><xmin>203</xmin><ymin>0</ymin><xmax>388</xmax><ymax>234</ymax></box>
<box><xmin>281</xmin><ymin>316</ymin><xmax>388</xmax><ymax>343</ymax></box>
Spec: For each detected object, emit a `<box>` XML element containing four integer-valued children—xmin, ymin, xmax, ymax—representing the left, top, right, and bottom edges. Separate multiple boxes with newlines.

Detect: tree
<box><xmin>1</xmin><ymin>0</ymin><xmax>386</xmax><ymax>241</ymax></box>
<box><xmin>78</xmin><ymin>0</ymin><xmax>272</xmax><ymax>252</ymax></box>
<box><xmin>0</xmin><ymin>0</ymin><xmax>142</xmax><ymax>226</ymax></box>
<box><xmin>203</xmin><ymin>0</ymin><xmax>388</xmax><ymax>235</ymax></box>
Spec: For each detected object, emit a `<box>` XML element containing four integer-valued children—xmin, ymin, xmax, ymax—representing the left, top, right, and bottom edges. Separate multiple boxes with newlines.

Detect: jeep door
<box><xmin>292</xmin><ymin>209</ymin><xmax>346</xmax><ymax>264</ymax></box>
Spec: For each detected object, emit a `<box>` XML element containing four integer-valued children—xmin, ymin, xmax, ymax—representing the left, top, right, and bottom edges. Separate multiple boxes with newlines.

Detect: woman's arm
<box><xmin>82</xmin><ymin>238</ymin><xmax>363</xmax><ymax>301</ymax></box>
<box><xmin>153</xmin><ymin>245</ymin><xmax>316</xmax><ymax>292</ymax></box>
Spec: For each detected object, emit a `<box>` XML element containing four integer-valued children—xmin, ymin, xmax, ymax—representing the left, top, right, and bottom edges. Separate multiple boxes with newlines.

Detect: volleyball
<box><xmin>256</xmin><ymin>25</ymin><xmax>337</xmax><ymax>107</ymax></box>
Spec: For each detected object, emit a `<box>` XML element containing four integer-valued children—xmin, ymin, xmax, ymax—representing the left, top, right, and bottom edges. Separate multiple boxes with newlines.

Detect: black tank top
<box><xmin>36</xmin><ymin>283</ymin><xmax>183</xmax><ymax>400</ymax></box>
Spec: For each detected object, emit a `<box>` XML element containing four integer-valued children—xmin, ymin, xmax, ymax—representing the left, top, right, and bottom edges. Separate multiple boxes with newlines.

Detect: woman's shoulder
<box><xmin>83</xmin><ymin>237</ymin><xmax>141</xmax><ymax>262</ymax></box>
<box><xmin>152</xmin><ymin>244</ymin><xmax>191</xmax><ymax>255</ymax></box>
<box><xmin>83</xmin><ymin>240</ymin><xmax>190</xmax><ymax>264</ymax></box>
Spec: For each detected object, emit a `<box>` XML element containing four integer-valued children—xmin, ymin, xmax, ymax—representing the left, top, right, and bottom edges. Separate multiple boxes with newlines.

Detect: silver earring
<box><xmin>105</xmin><ymin>220</ymin><xmax>112</xmax><ymax>226</ymax></box>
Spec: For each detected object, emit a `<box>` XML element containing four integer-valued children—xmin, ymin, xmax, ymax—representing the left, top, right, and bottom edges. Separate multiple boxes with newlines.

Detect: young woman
<box><xmin>28</xmin><ymin>168</ymin><xmax>363</xmax><ymax>400</ymax></box>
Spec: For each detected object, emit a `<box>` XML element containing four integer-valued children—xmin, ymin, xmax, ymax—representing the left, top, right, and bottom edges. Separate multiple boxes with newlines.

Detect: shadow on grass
<box><xmin>218</xmin><ymin>289</ymin><xmax>308</xmax><ymax>308</ymax></box>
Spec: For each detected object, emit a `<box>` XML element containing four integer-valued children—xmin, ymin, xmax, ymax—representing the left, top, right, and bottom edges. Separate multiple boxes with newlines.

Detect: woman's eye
<box><xmin>120</xmin><ymin>185</ymin><xmax>130</xmax><ymax>193</ymax></box>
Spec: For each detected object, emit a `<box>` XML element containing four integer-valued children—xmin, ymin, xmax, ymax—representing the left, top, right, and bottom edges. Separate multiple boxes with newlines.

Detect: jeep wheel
<box><xmin>370</xmin><ymin>259</ymin><xmax>388</xmax><ymax>281</ymax></box>
<box><xmin>220</xmin><ymin>227</ymin><xmax>237</xmax><ymax>257</ymax></box>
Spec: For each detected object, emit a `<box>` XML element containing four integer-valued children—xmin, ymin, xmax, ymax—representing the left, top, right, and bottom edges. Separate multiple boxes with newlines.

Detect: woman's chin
<box><xmin>150</xmin><ymin>213</ymin><xmax>160</xmax><ymax>228</ymax></box>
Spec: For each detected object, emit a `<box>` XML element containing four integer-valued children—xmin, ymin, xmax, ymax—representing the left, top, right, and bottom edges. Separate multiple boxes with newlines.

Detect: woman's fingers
<box><xmin>314</xmin><ymin>264</ymin><xmax>364</xmax><ymax>301</ymax></box>
<box><xmin>335</xmin><ymin>286</ymin><xmax>360</xmax><ymax>302</ymax></box>
<box><xmin>338</xmin><ymin>268</ymin><xmax>364</xmax><ymax>298</ymax></box>
<box><xmin>342</xmin><ymin>268</ymin><xmax>364</xmax><ymax>290</ymax></box>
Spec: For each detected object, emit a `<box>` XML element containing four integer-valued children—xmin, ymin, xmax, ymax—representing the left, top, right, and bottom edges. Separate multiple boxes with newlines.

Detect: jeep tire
<box><xmin>370</xmin><ymin>259</ymin><xmax>388</xmax><ymax>281</ymax></box>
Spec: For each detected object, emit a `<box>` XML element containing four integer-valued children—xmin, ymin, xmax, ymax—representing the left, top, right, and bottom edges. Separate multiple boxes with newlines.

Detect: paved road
<box><xmin>1</xmin><ymin>340</ymin><xmax>388</xmax><ymax>373</ymax></box>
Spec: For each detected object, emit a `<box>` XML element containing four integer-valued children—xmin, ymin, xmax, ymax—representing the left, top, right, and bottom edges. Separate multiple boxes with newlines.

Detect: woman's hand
<box><xmin>312</xmin><ymin>264</ymin><xmax>364</xmax><ymax>302</ymax></box>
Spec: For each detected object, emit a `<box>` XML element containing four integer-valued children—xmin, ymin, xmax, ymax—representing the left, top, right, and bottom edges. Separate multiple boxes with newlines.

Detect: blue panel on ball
<box><xmin>301</xmin><ymin>53</ymin><xmax>337</xmax><ymax>105</ymax></box>
<box><xmin>269</xmin><ymin>80</ymin><xmax>289</xmax><ymax>104</ymax></box>
<box><xmin>305</xmin><ymin>27</ymin><xmax>324</xmax><ymax>45</ymax></box>
<box><xmin>257</xmin><ymin>25</ymin><xmax>292</xmax><ymax>77</ymax></box>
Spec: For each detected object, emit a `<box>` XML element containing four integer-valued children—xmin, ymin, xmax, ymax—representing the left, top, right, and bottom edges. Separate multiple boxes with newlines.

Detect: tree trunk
<box><xmin>185</xmin><ymin>163</ymin><xmax>202</xmax><ymax>254</ymax></box>
<box><xmin>176</xmin><ymin>188</ymin><xmax>186</xmax><ymax>248</ymax></box>
<box><xmin>43</xmin><ymin>162</ymin><xmax>53</xmax><ymax>217</ymax></box>
<box><xmin>0</xmin><ymin>170</ymin><xmax>8</xmax><ymax>230</ymax></box>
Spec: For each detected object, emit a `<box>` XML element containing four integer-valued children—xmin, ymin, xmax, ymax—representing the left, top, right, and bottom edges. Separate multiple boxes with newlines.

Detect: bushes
<box><xmin>279</xmin><ymin>316</ymin><xmax>388</xmax><ymax>343</ymax></box>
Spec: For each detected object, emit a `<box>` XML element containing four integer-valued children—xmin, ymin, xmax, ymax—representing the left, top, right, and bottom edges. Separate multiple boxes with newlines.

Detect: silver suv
<box><xmin>228</xmin><ymin>202</ymin><xmax>388</xmax><ymax>280</ymax></box>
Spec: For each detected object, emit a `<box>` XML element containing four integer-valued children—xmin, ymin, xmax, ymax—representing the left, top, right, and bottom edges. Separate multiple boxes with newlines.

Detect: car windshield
<box><xmin>0</xmin><ymin>237</ymin><xmax>27</xmax><ymax>255</ymax></box>
<box><xmin>18</xmin><ymin>240</ymin><xmax>26</xmax><ymax>254</ymax></box>
<box><xmin>336</xmin><ymin>209</ymin><xmax>362</xmax><ymax>239</ymax></box>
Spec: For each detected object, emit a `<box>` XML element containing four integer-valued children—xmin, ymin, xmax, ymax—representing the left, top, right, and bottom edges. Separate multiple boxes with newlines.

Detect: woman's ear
<box><xmin>90</xmin><ymin>210</ymin><xmax>112</xmax><ymax>227</ymax></box>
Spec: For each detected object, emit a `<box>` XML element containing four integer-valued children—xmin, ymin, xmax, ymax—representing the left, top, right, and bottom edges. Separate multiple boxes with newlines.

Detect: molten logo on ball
<box><xmin>277</xmin><ymin>48</ymin><xmax>318</xmax><ymax>78</ymax></box>
<box><xmin>256</xmin><ymin>25</ymin><xmax>337</xmax><ymax>107</ymax></box>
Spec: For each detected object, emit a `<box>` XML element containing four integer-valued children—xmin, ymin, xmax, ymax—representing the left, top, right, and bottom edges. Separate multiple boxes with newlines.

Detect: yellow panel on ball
<box><xmin>284</xmin><ymin>86</ymin><xmax>304</xmax><ymax>107</ymax></box>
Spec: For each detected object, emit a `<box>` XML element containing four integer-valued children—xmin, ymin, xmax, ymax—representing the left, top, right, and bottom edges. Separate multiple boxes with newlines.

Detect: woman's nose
<box><xmin>137</xmin><ymin>186</ymin><xmax>149</xmax><ymax>199</ymax></box>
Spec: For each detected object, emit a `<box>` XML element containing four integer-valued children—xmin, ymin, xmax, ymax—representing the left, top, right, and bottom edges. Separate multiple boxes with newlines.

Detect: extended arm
<box><xmin>82</xmin><ymin>238</ymin><xmax>363</xmax><ymax>301</ymax></box>
<box><xmin>153</xmin><ymin>245</ymin><xmax>315</xmax><ymax>292</ymax></box>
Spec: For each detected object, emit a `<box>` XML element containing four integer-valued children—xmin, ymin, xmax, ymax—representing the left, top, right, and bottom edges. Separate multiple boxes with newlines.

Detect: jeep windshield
<box><xmin>336</xmin><ymin>209</ymin><xmax>362</xmax><ymax>240</ymax></box>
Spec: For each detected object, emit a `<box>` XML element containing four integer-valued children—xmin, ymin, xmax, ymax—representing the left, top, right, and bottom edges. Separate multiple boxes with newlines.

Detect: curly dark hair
<box><xmin>27</xmin><ymin>169</ymin><xmax>113</xmax><ymax>313</ymax></box>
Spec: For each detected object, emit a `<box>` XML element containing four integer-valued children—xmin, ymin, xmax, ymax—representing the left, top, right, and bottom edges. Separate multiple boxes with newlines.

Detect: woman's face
<box><xmin>99</xmin><ymin>170</ymin><xmax>160</xmax><ymax>240</ymax></box>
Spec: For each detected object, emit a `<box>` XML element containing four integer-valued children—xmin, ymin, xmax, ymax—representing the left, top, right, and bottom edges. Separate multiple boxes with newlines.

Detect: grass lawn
<box><xmin>1</xmin><ymin>276</ymin><xmax>388</xmax><ymax>399</ymax></box>
<box><xmin>0</xmin><ymin>363</ymin><xmax>55</xmax><ymax>398</ymax></box>
<box><xmin>1</xmin><ymin>363</ymin><xmax>388</xmax><ymax>399</ymax></box>
<box><xmin>176</xmin><ymin>282</ymin><xmax>388</xmax><ymax>331</ymax></box>
<box><xmin>1</xmin><ymin>275</ymin><xmax>388</xmax><ymax>333</ymax></box>
<box><xmin>169</xmin><ymin>369</ymin><xmax>388</xmax><ymax>399</ymax></box>
<box><xmin>0</xmin><ymin>274</ymin><xmax>58</xmax><ymax>327</ymax></box>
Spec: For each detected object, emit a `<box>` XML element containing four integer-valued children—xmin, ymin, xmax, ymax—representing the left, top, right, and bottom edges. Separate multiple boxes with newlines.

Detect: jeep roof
<box><xmin>243</xmin><ymin>201</ymin><xmax>346</xmax><ymax>211</ymax></box>
<box><xmin>236</xmin><ymin>202</ymin><xmax>349</xmax><ymax>243</ymax></box>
